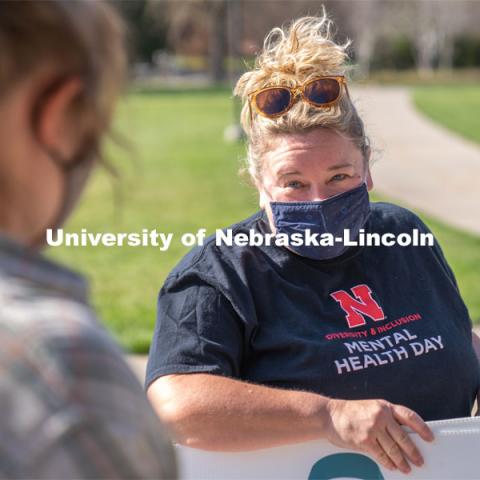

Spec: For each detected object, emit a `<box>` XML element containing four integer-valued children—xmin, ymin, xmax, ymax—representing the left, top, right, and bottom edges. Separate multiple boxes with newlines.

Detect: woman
<box><xmin>0</xmin><ymin>2</ymin><xmax>175</xmax><ymax>478</ymax></box>
<box><xmin>146</xmin><ymin>14</ymin><xmax>480</xmax><ymax>475</ymax></box>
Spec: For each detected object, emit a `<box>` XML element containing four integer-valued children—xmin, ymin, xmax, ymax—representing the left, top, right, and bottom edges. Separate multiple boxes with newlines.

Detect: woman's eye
<box><xmin>329</xmin><ymin>173</ymin><xmax>349</xmax><ymax>183</ymax></box>
<box><xmin>284</xmin><ymin>180</ymin><xmax>304</xmax><ymax>189</ymax></box>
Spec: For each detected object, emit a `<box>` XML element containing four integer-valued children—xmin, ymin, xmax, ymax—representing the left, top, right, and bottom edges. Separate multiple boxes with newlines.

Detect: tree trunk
<box><xmin>414</xmin><ymin>1</ymin><xmax>437</xmax><ymax>76</ymax></box>
<box><xmin>208</xmin><ymin>0</ymin><xmax>227</xmax><ymax>84</ymax></box>
<box><xmin>438</xmin><ymin>35</ymin><xmax>455</xmax><ymax>70</ymax></box>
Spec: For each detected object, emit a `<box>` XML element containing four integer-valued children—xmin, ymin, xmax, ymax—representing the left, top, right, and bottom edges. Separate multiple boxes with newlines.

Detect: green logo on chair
<box><xmin>308</xmin><ymin>453</ymin><xmax>384</xmax><ymax>479</ymax></box>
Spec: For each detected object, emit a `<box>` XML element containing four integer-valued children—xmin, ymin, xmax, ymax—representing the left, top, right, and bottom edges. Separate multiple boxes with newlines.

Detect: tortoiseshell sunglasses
<box><xmin>248</xmin><ymin>76</ymin><xmax>348</xmax><ymax>120</ymax></box>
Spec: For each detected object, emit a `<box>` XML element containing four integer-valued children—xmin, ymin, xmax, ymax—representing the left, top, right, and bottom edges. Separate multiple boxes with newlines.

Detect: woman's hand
<box><xmin>326</xmin><ymin>398</ymin><xmax>434</xmax><ymax>475</ymax></box>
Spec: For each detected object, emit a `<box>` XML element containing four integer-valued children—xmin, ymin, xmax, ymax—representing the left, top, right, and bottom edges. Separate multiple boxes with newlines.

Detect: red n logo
<box><xmin>330</xmin><ymin>284</ymin><xmax>385</xmax><ymax>328</ymax></box>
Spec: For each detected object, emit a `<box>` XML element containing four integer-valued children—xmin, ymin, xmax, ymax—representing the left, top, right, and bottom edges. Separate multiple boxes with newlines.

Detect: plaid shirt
<box><xmin>0</xmin><ymin>235</ymin><xmax>177</xmax><ymax>479</ymax></box>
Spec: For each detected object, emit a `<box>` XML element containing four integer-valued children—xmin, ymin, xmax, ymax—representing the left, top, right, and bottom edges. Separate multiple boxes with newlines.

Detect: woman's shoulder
<box><xmin>370</xmin><ymin>201</ymin><xmax>430</xmax><ymax>233</ymax></box>
<box><xmin>164</xmin><ymin>210</ymin><xmax>265</xmax><ymax>285</ymax></box>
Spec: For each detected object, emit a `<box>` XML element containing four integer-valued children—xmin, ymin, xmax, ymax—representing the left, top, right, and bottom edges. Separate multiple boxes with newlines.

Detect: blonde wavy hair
<box><xmin>234</xmin><ymin>11</ymin><xmax>370</xmax><ymax>186</ymax></box>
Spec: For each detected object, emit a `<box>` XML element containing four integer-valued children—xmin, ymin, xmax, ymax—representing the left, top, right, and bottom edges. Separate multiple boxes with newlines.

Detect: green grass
<box><xmin>413</xmin><ymin>85</ymin><xmax>480</xmax><ymax>144</ymax></box>
<box><xmin>48</xmin><ymin>88</ymin><xmax>480</xmax><ymax>353</ymax></box>
<box><xmin>412</xmin><ymin>84</ymin><xmax>480</xmax><ymax>324</ymax></box>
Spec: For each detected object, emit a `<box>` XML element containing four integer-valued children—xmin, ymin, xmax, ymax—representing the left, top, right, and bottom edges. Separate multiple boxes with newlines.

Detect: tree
<box><xmin>112</xmin><ymin>0</ymin><xmax>167</xmax><ymax>64</ymax></box>
<box><xmin>206</xmin><ymin>0</ymin><xmax>227</xmax><ymax>83</ymax></box>
<box><xmin>157</xmin><ymin>0</ymin><xmax>228</xmax><ymax>83</ymax></box>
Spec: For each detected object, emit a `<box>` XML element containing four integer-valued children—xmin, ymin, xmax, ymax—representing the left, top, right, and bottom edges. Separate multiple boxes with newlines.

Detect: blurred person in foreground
<box><xmin>0</xmin><ymin>1</ymin><xmax>176</xmax><ymax>478</ymax></box>
<box><xmin>146</xmin><ymin>12</ymin><xmax>480</xmax><ymax>476</ymax></box>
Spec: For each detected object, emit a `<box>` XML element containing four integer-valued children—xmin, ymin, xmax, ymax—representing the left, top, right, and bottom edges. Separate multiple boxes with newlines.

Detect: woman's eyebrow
<box><xmin>276</xmin><ymin>169</ymin><xmax>302</xmax><ymax>178</ymax></box>
<box><xmin>327</xmin><ymin>162</ymin><xmax>353</xmax><ymax>171</ymax></box>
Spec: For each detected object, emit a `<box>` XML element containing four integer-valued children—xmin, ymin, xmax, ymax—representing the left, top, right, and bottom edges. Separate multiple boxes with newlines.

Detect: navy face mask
<box><xmin>269</xmin><ymin>182</ymin><xmax>371</xmax><ymax>260</ymax></box>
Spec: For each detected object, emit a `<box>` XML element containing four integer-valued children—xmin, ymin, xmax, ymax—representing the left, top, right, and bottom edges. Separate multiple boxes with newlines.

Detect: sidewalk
<box><xmin>352</xmin><ymin>86</ymin><xmax>480</xmax><ymax>235</ymax></box>
<box><xmin>128</xmin><ymin>355</ymin><xmax>148</xmax><ymax>383</ymax></box>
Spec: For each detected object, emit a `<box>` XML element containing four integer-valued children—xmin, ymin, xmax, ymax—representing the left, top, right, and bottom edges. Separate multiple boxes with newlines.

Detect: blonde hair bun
<box><xmin>234</xmin><ymin>10</ymin><xmax>369</xmax><ymax>185</ymax></box>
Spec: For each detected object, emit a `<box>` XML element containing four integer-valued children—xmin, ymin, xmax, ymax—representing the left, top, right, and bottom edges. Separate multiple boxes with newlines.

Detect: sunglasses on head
<box><xmin>248</xmin><ymin>76</ymin><xmax>348</xmax><ymax>120</ymax></box>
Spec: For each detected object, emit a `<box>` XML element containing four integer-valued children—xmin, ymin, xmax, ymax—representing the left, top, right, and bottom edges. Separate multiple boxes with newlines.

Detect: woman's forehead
<box><xmin>270</xmin><ymin>128</ymin><xmax>353</xmax><ymax>150</ymax></box>
<box><xmin>264</xmin><ymin>129</ymin><xmax>362</xmax><ymax>172</ymax></box>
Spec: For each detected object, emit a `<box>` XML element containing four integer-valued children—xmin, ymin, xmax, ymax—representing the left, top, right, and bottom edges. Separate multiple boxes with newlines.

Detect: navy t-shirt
<box><xmin>146</xmin><ymin>202</ymin><xmax>480</xmax><ymax>421</ymax></box>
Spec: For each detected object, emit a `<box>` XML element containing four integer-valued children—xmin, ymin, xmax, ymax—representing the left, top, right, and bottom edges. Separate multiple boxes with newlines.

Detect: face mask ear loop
<box><xmin>29</xmin><ymin>138</ymin><xmax>98</xmax><ymax>251</ymax></box>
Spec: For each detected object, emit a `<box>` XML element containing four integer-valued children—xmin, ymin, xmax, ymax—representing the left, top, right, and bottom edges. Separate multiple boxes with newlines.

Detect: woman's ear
<box><xmin>35</xmin><ymin>77</ymin><xmax>85</xmax><ymax>163</ymax></box>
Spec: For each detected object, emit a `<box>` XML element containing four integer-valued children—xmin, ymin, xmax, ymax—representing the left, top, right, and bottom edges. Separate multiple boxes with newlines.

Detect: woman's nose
<box><xmin>309</xmin><ymin>187</ymin><xmax>330</xmax><ymax>202</ymax></box>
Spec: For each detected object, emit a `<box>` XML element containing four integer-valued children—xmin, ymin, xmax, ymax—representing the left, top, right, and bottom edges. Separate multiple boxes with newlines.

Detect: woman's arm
<box><xmin>148</xmin><ymin>373</ymin><xmax>434</xmax><ymax>474</ymax></box>
<box><xmin>472</xmin><ymin>331</ymin><xmax>480</xmax><ymax>415</ymax></box>
<box><xmin>148</xmin><ymin>373</ymin><xmax>329</xmax><ymax>451</ymax></box>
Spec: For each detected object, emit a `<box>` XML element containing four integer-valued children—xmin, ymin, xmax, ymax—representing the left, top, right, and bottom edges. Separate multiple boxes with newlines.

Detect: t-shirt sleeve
<box><xmin>405</xmin><ymin>210</ymin><xmax>459</xmax><ymax>292</ymax></box>
<box><xmin>145</xmin><ymin>277</ymin><xmax>245</xmax><ymax>389</ymax></box>
<box><xmin>431</xmin><ymin>240</ymin><xmax>460</xmax><ymax>290</ymax></box>
<box><xmin>431</xmin><ymin>237</ymin><xmax>474</xmax><ymax>331</ymax></box>
<box><xmin>414</xmin><ymin>215</ymin><xmax>460</xmax><ymax>291</ymax></box>
<box><xmin>412</xmin><ymin>212</ymin><xmax>473</xmax><ymax>331</ymax></box>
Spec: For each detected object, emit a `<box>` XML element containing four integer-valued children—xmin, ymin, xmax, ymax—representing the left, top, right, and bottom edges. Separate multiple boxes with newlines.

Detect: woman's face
<box><xmin>258</xmin><ymin>127</ymin><xmax>373</xmax><ymax>231</ymax></box>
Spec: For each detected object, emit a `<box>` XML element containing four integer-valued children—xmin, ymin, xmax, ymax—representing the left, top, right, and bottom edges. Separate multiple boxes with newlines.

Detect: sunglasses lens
<box><xmin>255</xmin><ymin>88</ymin><xmax>291</xmax><ymax>116</ymax></box>
<box><xmin>304</xmin><ymin>79</ymin><xmax>340</xmax><ymax>105</ymax></box>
